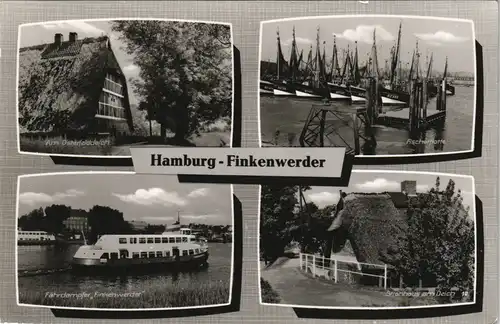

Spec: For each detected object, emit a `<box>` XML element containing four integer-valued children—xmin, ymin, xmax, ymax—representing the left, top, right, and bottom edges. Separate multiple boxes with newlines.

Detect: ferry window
<box><xmin>147</xmin><ymin>238</ymin><xmax>154</xmax><ymax>244</ymax></box>
<box><xmin>119</xmin><ymin>238</ymin><xmax>127</xmax><ymax>244</ymax></box>
<box><xmin>156</xmin><ymin>251</ymin><xmax>162</xmax><ymax>257</ymax></box>
<box><xmin>140</xmin><ymin>252</ymin><xmax>147</xmax><ymax>258</ymax></box>
<box><xmin>175</xmin><ymin>237</ymin><xmax>182</xmax><ymax>243</ymax></box>
<box><xmin>129</xmin><ymin>238</ymin><xmax>137</xmax><ymax>244</ymax></box>
<box><xmin>132</xmin><ymin>252</ymin><xmax>140</xmax><ymax>259</ymax></box>
<box><xmin>189</xmin><ymin>249</ymin><xmax>194</xmax><ymax>255</ymax></box>
<box><xmin>148</xmin><ymin>252</ymin><xmax>155</xmax><ymax>258</ymax></box>
<box><xmin>182</xmin><ymin>250</ymin><xmax>187</xmax><ymax>256</ymax></box>
<box><xmin>154</xmin><ymin>238</ymin><xmax>161</xmax><ymax>243</ymax></box>
<box><xmin>110</xmin><ymin>252</ymin><xmax>118</xmax><ymax>260</ymax></box>
<box><xmin>169</xmin><ymin>237</ymin><xmax>175</xmax><ymax>243</ymax></box>
<box><xmin>182</xmin><ymin>237</ymin><xmax>188</xmax><ymax>243</ymax></box>
<box><xmin>139</xmin><ymin>238</ymin><xmax>146</xmax><ymax>244</ymax></box>
<box><xmin>165</xmin><ymin>251</ymin><xmax>170</xmax><ymax>257</ymax></box>
<box><xmin>100</xmin><ymin>253</ymin><xmax>109</xmax><ymax>259</ymax></box>
<box><xmin>195</xmin><ymin>249</ymin><xmax>199</xmax><ymax>254</ymax></box>
<box><xmin>161</xmin><ymin>237</ymin><xmax>168</xmax><ymax>243</ymax></box>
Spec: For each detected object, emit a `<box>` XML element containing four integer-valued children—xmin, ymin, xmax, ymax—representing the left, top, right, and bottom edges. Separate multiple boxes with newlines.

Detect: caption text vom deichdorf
<box><xmin>150</xmin><ymin>154</ymin><xmax>326</xmax><ymax>169</ymax></box>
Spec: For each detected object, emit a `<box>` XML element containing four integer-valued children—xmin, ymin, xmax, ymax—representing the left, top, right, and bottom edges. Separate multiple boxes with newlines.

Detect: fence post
<box><xmin>334</xmin><ymin>259</ymin><xmax>338</xmax><ymax>283</ymax></box>
<box><xmin>312</xmin><ymin>255</ymin><xmax>316</xmax><ymax>277</ymax></box>
<box><xmin>384</xmin><ymin>264</ymin><xmax>388</xmax><ymax>290</ymax></box>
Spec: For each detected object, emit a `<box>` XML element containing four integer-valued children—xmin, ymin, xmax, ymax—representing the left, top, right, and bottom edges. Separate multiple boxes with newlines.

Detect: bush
<box><xmin>260</xmin><ymin>278</ymin><xmax>281</xmax><ymax>304</ymax></box>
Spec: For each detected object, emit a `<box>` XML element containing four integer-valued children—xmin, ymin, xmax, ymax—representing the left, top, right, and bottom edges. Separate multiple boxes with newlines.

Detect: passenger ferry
<box><xmin>17</xmin><ymin>230</ymin><xmax>56</xmax><ymax>245</ymax></box>
<box><xmin>71</xmin><ymin>230</ymin><xmax>209</xmax><ymax>273</ymax></box>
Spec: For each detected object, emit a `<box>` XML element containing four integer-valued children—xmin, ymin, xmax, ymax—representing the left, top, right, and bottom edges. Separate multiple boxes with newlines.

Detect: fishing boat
<box><xmin>291</xmin><ymin>27</ymin><xmax>330</xmax><ymax>100</ymax></box>
<box><xmin>71</xmin><ymin>217</ymin><xmax>209</xmax><ymax>273</ymax></box>
<box><xmin>326</xmin><ymin>37</ymin><xmax>356</xmax><ymax>102</ymax></box>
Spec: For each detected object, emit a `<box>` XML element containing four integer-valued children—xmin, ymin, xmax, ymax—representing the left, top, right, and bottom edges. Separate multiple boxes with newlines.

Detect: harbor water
<box><xmin>260</xmin><ymin>86</ymin><xmax>475</xmax><ymax>155</ymax></box>
<box><xmin>17</xmin><ymin>243</ymin><xmax>232</xmax><ymax>306</ymax></box>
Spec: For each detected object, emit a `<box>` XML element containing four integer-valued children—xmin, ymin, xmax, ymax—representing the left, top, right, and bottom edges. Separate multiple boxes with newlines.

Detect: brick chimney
<box><xmin>54</xmin><ymin>33</ymin><xmax>63</xmax><ymax>45</ymax></box>
<box><xmin>69</xmin><ymin>32</ymin><xmax>78</xmax><ymax>42</ymax></box>
<box><xmin>401</xmin><ymin>180</ymin><xmax>417</xmax><ymax>197</ymax></box>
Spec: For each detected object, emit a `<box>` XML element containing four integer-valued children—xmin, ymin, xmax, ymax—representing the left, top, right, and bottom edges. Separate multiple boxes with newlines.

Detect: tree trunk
<box><xmin>149</xmin><ymin>119</ymin><xmax>152</xmax><ymax>137</ymax></box>
<box><xmin>160</xmin><ymin>125</ymin><xmax>167</xmax><ymax>143</ymax></box>
<box><xmin>174</xmin><ymin>104</ymin><xmax>190</xmax><ymax>142</ymax></box>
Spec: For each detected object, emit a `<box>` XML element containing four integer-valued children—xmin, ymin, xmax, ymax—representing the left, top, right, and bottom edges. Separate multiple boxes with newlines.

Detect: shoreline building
<box><xmin>18</xmin><ymin>32</ymin><xmax>134</xmax><ymax>137</ymax></box>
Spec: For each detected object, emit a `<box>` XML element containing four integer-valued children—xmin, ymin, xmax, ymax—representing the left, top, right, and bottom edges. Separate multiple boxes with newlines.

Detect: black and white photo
<box><xmin>258</xmin><ymin>16</ymin><xmax>477</xmax><ymax>157</ymax></box>
<box><xmin>259</xmin><ymin>171</ymin><xmax>477</xmax><ymax>309</ymax></box>
<box><xmin>16</xmin><ymin>172</ymin><xmax>234</xmax><ymax>310</ymax></box>
<box><xmin>17</xmin><ymin>19</ymin><xmax>233</xmax><ymax>157</ymax></box>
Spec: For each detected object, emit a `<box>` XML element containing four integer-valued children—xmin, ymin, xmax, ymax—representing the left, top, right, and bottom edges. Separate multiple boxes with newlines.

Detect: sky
<box><xmin>304</xmin><ymin>171</ymin><xmax>475</xmax><ymax>215</ymax></box>
<box><xmin>18</xmin><ymin>173</ymin><xmax>233</xmax><ymax>226</ymax></box>
<box><xmin>261</xmin><ymin>16</ymin><xmax>475</xmax><ymax>75</ymax></box>
<box><xmin>20</xmin><ymin>21</ymin><xmax>145</xmax><ymax>106</ymax></box>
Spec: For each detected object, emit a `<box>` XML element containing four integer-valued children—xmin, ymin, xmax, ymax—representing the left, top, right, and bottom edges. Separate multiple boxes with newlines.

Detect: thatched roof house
<box><xmin>18</xmin><ymin>32</ymin><xmax>134</xmax><ymax>136</ymax></box>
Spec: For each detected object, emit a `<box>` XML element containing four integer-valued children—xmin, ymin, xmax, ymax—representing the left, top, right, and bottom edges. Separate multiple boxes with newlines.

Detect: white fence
<box><xmin>299</xmin><ymin>252</ymin><xmax>389</xmax><ymax>289</ymax></box>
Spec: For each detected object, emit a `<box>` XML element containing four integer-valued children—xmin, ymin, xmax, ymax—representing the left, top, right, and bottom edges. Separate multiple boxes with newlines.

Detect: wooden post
<box><xmin>399</xmin><ymin>274</ymin><xmax>403</xmax><ymax>288</ymax></box>
<box><xmin>408</xmin><ymin>80</ymin><xmax>417</xmax><ymax>132</ymax></box>
<box><xmin>419</xmin><ymin>278</ymin><xmax>423</xmax><ymax>288</ymax></box>
<box><xmin>423</xmin><ymin>81</ymin><xmax>428</xmax><ymax>119</ymax></box>
<box><xmin>352</xmin><ymin>112</ymin><xmax>360</xmax><ymax>155</ymax></box>
<box><xmin>442</xmin><ymin>79</ymin><xmax>447</xmax><ymax>111</ymax></box>
<box><xmin>365</xmin><ymin>78</ymin><xmax>374</xmax><ymax>126</ymax></box>
<box><xmin>384</xmin><ymin>264</ymin><xmax>388</xmax><ymax>289</ymax></box>
<box><xmin>312</xmin><ymin>254</ymin><xmax>316</xmax><ymax>277</ymax></box>
<box><xmin>319</xmin><ymin>109</ymin><xmax>327</xmax><ymax>147</ymax></box>
<box><xmin>334</xmin><ymin>259</ymin><xmax>338</xmax><ymax>283</ymax></box>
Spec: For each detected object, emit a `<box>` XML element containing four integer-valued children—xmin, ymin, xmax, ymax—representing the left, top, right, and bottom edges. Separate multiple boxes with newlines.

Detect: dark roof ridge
<box><xmin>19</xmin><ymin>35</ymin><xmax>109</xmax><ymax>53</ymax></box>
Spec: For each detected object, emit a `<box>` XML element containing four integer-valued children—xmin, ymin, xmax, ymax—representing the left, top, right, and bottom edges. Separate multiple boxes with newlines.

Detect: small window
<box><xmin>175</xmin><ymin>237</ymin><xmax>182</xmax><ymax>243</ymax></box>
<box><xmin>140</xmin><ymin>252</ymin><xmax>147</xmax><ymax>258</ymax></box>
<box><xmin>169</xmin><ymin>237</ymin><xmax>175</xmax><ymax>243</ymax></box>
<box><xmin>182</xmin><ymin>237</ymin><xmax>188</xmax><ymax>243</ymax></box>
<box><xmin>161</xmin><ymin>237</ymin><xmax>168</xmax><ymax>243</ymax></box>
<box><xmin>147</xmin><ymin>238</ymin><xmax>154</xmax><ymax>244</ymax></box>
<box><xmin>119</xmin><ymin>238</ymin><xmax>127</xmax><ymax>244</ymax></box>
<box><xmin>154</xmin><ymin>238</ymin><xmax>161</xmax><ymax>243</ymax></box>
<box><xmin>100</xmin><ymin>253</ymin><xmax>109</xmax><ymax>259</ymax></box>
<box><xmin>156</xmin><ymin>251</ymin><xmax>162</xmax><ymax>257</ymax></box>
<box><xmin>148</xmin><ymin>252</ymin><xmax>155</xmax><ymax>258</ymax></box>
<box><xmin>182</xmin><ymin>250</ymin><xmax>187</xmax><ymax>256</ymax></box>
<box><xmin>110</xmin><ymin>252</ymin><xmax>118</xmax><ymax>260</ymax></box>
<box><xmin>195</xmin><ymin>249</ymin><xmax>199</xmax><ymax>254</ymax></box>
<box><xmin>132</xmin><ymin>252</ymin><xmax>140</xmax><ymax>259</ymax></box>
<box><xmin>139</xmin><ymin>238</ymin><xmax>146</xmax><ymax>244</ymax></box>
<box><xmin>165</xmin><ymin>251</ymin><xmax>170</xmax><ymax>257</ymax></box>
<box><xmin>129</xmin><ymin>238</ymin><xmax>135</xmax><ymax>244</ymax></box>
<box><xmin>189</xmin><ymin>249</ymin><xmax>194</xmax><ymax>255</ymax></box>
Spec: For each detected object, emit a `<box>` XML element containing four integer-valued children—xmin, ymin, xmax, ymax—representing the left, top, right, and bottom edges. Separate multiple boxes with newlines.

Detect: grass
<box><xmin>18</xmin><ymin>280</ymin><xmax>230</xmax><ymax>309</ymax></box>
<box><xmin>20</xmin><ymin>134</ymin><xmax>115</xmax><ymax>155</ymax></box>
<box><xmin>260</xmin><ymin>278</ymin><xmax>281</xmax><ymax>304</ymax></box>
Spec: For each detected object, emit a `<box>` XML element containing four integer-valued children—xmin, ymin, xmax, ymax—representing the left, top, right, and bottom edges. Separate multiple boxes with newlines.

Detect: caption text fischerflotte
<box><xmin>150</xmin><ymin>154</ymin><xmax>327</xmax><ymax>169</ymax></box>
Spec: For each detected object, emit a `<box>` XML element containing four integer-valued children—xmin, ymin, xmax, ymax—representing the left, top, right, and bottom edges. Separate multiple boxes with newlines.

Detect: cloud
<box><xmin>113</xmin><ymin>188</ymin><xmax>188</xmax><ymax>207</ymax></box>
<box><xmin>308</xmin><ymin>191</ymin><xmax>340</xmax><ymax>208</ymax></box>
<box><xmin>19</xmin><ymin>189</ymin><xmax>85</xmax><ymax>206</ymax></box>
<box><xmin>355</xmin><ymin>178</ymin><xmax>400</xmax><ymax>192</ymax></box>
<box><xmin>41</xmin><ymin>20</ymin><xmax>105</xmax><ymax>37</ymax></box>
<box><xmin>283</xmin><ymin>37</ymin><xmax>313</xmax><ymax>46</ymax></box>
<box><xmin>142</xmin><ymin>216</ymin><xmax>175</xmax><ymax>222</ymax></box>
<box><xmin>414</xmin><ymin>31</ymin><xmax>469</xmax><ymax>45</ymax></box>
<box><xmin>187</xmin><ymin>188</ymin><xmax>209</xmax><ymax>198</ymax></box>
<box><xmin>181</xmin><ymin>214</ymin><xmax>220</xmax><ymax>220</ymax></box>
<box><xmin>334</xmin><ymin>25</ymin><xmax>394</xmax><ymax>44</ymax></box>
<box><xmin>417</xmin><ymin>184</ymin><xmax>430</xmax><ymax>192</ymax></box>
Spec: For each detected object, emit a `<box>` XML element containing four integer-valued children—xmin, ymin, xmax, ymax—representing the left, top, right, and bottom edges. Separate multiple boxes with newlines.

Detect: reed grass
<box><xmin>19</xmin><ymin>280</ymin><xmax>230</xmax><ymax>308</ymax></box>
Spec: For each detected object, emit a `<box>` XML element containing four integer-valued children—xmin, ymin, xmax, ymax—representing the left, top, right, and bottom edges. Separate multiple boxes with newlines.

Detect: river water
<box><xmin>260</xmin><ymin>86</ymin><xmax>475</xmax><ymax>155</ymax></box>
<box><xmin>17</xmin><ymin>243</ymin><xmax>232</xmax><ymax>306</ymax></box>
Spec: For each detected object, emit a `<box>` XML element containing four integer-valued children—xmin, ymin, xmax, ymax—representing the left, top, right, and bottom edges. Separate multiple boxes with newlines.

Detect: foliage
<box><xmin>260</xmin><ymin>278</ymin><xmax>281</xmax><ymax>303</ymax></box>
<box><xmin>87</xmin><ymin>205</ymin><xmax>133</xmax><ymax>243</ymax></box>
<box><xmin>398</xmin><ymin>177</ymin><xmax>475</xmax><ymax>302</ymax></box>
<box><xmin>44</xmin><ymin>204</ymin><xmax>72</xmax><ymax>234</ymax></box>
<box><xmin>18</xmin><ymin>208</ymin><xmax>46</xmax><ymax>232</ymax></box>
<box><xmin>144</xmin><ymin>224</ymin><xmax>166</xmax><ymax>234</ymax></box>
<box><xmin>111</xmin><ymin>21</ymin><xmax>232</xmax><ymax>141</ymax></box>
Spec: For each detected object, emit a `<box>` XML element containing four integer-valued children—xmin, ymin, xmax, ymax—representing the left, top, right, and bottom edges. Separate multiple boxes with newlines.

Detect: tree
<box><xmin>398</xmin><ymin>178</ymin><xmax>475</xmax><ymax>302</ymax></box>
<box><xmin>144</xmin><ymin>224</ymin><xmax>166</xmax><ymax>234</ymax></box>
<box><xmin>260</xmin><ymin>185</ymin><xmax>301</xmax><ymax>263</ymax></box>
<box><xmin>111</xmin><ymin>21</ymin><xmax>232</xmax><ymax>143</ymax></box>
<box><xmin>18</xmin><ymin>208</ymin><xmax>46</xmax><ymax>231</ymax></box>
<box><xmin>44</xmin><ymin>204</ymin><xmax>71</xmax><ymax>234</ymax></box>
<box><xmin>87</xmin><ymin>205</ymin><xmax>128</xmax><ymax>243</ymax></box>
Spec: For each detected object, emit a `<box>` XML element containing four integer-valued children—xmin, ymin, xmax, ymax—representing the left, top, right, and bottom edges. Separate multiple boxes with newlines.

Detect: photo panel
<box><xmin>258</xmin><ymin>15</ymin><xmax>483</xmax><ymax>164</ymax></box>
<box><xmin>16</xmin><ymin>172</ymin><xmax>241</xmax><ymax>318</ymax></box>
<box><xmin>258</xmin><ymin>170</ymin><xmax>483</xmax><ymax>319</ymax></box>
<box><xmin>16</xmin><ymin>19</ymin><xmax>241</xmax><ymax>166</ymax></box>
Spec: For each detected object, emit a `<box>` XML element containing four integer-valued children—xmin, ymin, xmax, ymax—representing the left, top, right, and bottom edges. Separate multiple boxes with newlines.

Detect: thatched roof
<box><xmin>18</xmin><ymin>35</ymin><xmax>133</xmax><ymax>132</ymax></box>
<box><xmin>332</xmin><ymin>193</ymin><xmax>408</xmax><ymax>266</ymax></box>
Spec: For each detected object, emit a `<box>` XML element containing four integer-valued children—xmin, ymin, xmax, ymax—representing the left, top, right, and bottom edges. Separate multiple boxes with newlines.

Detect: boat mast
<box><xmin>313</xmin><ymin>26</ymin><xmax>321</xmax><ymax>87</ymax></box>
<box><xmin>330</xmin><ymin>35</ymin><xmax>339</xmax><ymax>82</ymax></box>
<box><xmin>353</xmin><ymin>41</ymin><xmax>360</xmax><ymax>85</ymax></box>
<box><xmin>276</xmin><ymin>27</ymin><xmax>280</xmax><ymax>80</ymax></box>
<box><xmin>390</xmin><ymin>22</ymin><xmax>402</xmax><ymax>88</ymax></box>
<box><xmin>443</xmin><ymin>56</ymin><xmax>448</xmax><ymax>80</ymax></box>
<box><xmin>289</xmin><ymin>25</ymin><xmax>298</xmax><ymax>82</ymax></box>
<box><xmin>368</xmin><ymin>28</ymin><xmax>379</xmax><ymax>79</ymax></box>
<box><xmin>414</xmin><ymin>39</ymin><xmax>420</xmax><ymax>80</ymax></box>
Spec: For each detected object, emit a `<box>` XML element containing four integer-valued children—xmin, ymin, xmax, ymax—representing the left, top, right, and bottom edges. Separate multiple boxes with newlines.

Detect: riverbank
<box><xmin>18</xmin><ymin>280</ymin><xmax>230</xmax><ymax>308</ymax></box>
